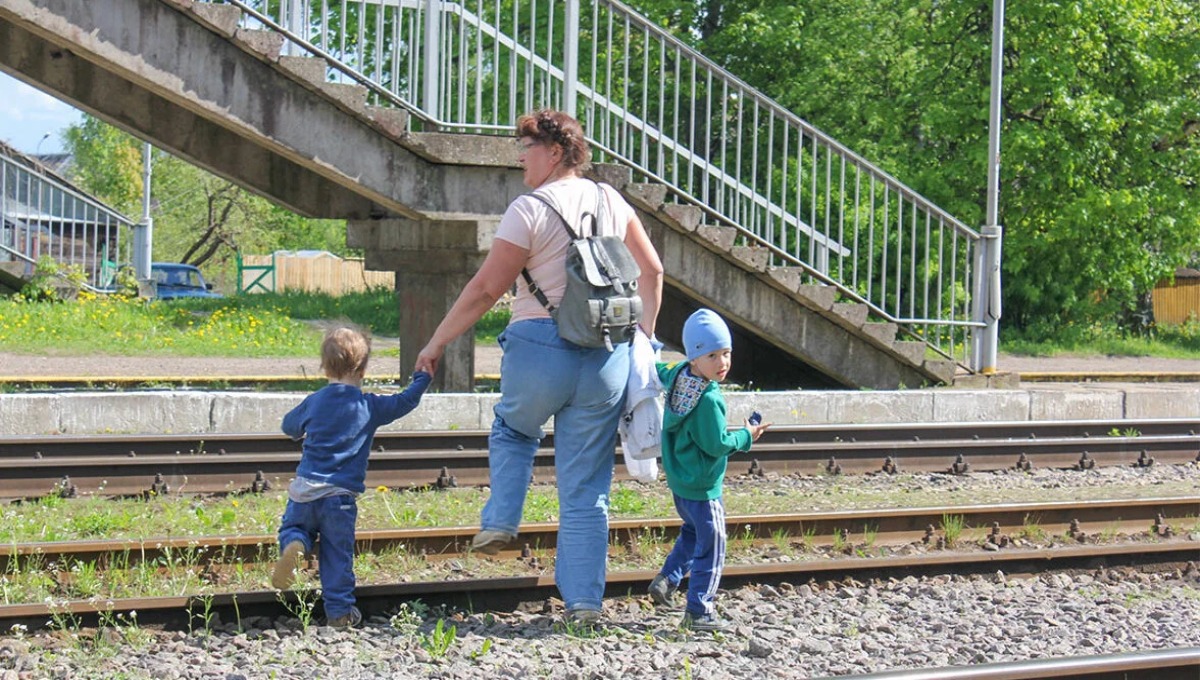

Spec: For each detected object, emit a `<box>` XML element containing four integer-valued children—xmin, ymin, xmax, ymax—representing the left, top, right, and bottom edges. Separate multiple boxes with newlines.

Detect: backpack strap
<box><xmin>519</xmin><ymin>180</ymin><xmax>607</xmax><ymax>314</ymax></box>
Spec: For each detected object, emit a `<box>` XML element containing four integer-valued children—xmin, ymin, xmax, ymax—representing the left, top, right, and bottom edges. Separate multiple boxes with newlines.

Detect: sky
<box><xmin>0</xmin><ymin>71</ymin><xmax>83</xmax><ymax>155</ymax></box>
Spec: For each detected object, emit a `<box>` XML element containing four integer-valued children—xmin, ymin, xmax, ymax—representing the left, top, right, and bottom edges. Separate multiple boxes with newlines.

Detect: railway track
<box><xmin>2</xmin><ymin>498</ymin><xmax>1195</xmax><ymax>631</ymax></box>
<box><xmin>3</xmin><ymin>419</ymin><xmax>1200</xmax><ymax>498</ymax></box>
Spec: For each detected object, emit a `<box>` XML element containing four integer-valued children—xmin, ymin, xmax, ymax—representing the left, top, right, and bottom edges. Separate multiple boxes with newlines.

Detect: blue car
<box><xmin>151</xmin><ymin>263</ymin><xmax>223</xmax><ymax>300</ymax></box>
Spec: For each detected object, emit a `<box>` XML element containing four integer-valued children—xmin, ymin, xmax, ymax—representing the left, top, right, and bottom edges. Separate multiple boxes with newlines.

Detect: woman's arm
<box><xmin>414</xmin><ymin>239</ymin><xmax>529</xmax><ymax>375</ymax></box>
<box><xmin>624</xmin><ymin>211</ymin><xmax>664</xmax><ymax>336</ymax></box>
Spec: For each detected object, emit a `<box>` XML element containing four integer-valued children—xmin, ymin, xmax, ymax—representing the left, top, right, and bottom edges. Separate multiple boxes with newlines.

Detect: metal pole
<box><xmin>562</xmin><ymin>0</ymin><xmax>579</xmax><ymax>118</ymax></box>
<box><xmin>974</xmin><ymin>0</ymin><xmax>1004</xmax><ymax>374</ymax></box>
<box><xmin>133</xmin><ymin>142</ymin><xmax>153</xmax><ymax>282</ymax></box>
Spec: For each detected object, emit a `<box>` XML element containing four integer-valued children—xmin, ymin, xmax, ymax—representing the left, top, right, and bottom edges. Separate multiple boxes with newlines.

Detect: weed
<box><xmin>390</xmin><ymin>600</ymin><xmax>429</xmax><ymax>632</ymax></box>
<box><xmin>770</xmin><ymin>527</ymin><xmax>791</xmax><ymax>552</ymax></box>
<box><xmin>941</xmin><ymin>514</ymin><xmax>966</xmax><ymax>546</ymax></box>
<box><xmin>278</xmin><ymin>582</ymin><xmax>319</xmax><ymax>630</ymax></box>
<box><xmin>1020</xmin><ymin>515</ymin><xmax>1047</xmax><ymax>541</ymax></box>
<box><xmin>419</xmin><ymin>618</ymin><xmax>457</xmax><ymax>658</ymax></box>
<box><xmin>862</xmin><ymin>523</ymin><xmax>879</xmax><ymax>548</ymax></box>
<box><xmin>469</xmin><ymin>638</ymin><xmax>494</xmax><ymax>660</ymax></box>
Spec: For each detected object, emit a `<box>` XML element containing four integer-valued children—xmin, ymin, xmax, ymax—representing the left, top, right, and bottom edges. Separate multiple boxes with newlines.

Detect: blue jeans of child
<box><xmin>482</xmin><ymin>318</ymin><xmax>629</xmax><ymax>612</ymax></box>
<box><xmin>278</xmin><ymin>494</ymin><xmax>358</xmax><ymax>619</ymax></box>
<box><xmin>659</xmin><ymin>494</ymin><xmax>726</xmax><ymax>616</ymax></box>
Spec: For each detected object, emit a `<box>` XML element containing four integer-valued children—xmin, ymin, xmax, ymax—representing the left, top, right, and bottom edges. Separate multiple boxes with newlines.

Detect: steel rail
<box><xmin>821</xmin><ymin>646</ymin><xmax>1200</xmax><ymax>680</ymax></box>
<box><xmin>5</xmin><ymin>497</ymin><xmax>1196</xmax><ymax>573</ymax></box>
<box><xmin>1</xmin><ymin>537</ymin><xmax>1194</xmax><ymax>633</ymax></box>
<box><xmin>4</xmin><ymin>419</ymin><xmax>1200</xmax><ymax>497</ymax></box>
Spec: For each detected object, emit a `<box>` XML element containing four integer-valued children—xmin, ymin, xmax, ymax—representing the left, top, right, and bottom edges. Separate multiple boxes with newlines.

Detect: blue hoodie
<box><xmin>656</xmin><ymin>361</ymin><xmax>752</xmax><ymax>501</ymax></box>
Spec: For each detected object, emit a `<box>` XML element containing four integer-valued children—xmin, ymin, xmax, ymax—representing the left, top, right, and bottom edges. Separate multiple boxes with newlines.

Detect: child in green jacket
<box><xmin>648</xmin><ymin>308</ymin><xmax>770</xmax><ymax>631</ymax></box>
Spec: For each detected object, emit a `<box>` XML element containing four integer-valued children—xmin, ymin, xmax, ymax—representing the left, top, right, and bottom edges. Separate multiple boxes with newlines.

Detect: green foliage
<box><xmin>19</xmin><ymin>256</ymin><xmax>88</xmax><ymax>302</ymax></box>
<box><xmin>63</xmin><ymin>115</ymin><xmax>348</xmax><ymax>291</ymax></box>
<box><xmin>418</xmin><ymin>618</ymin><xmax>457</xmax><ymax>658</ymax></box>
<box><xmin>631</xmin><ymin>0</ymin><xmax>1200</xmax><ymax>338</ymax></box>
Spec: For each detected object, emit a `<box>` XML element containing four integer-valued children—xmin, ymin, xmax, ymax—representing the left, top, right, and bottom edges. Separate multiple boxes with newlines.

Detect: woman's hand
<box><xmin>414</xmin><ymin>343</ymin><xmax>444</xmax><ymax>376</ymax></box>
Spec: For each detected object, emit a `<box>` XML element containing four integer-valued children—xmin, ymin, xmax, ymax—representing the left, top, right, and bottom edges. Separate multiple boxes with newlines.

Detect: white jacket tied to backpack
<box><xmin>619</xmin><ymin>331</ymin><xmax>663</xmax><ymax>482</ymax></box>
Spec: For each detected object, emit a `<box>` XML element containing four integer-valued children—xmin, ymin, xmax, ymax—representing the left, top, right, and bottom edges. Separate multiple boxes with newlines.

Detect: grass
<box><xmin>0</xmin><ymin>288</ymin><xmax>511</xmax><ymax>356</ymax></box>
<box><xmin>1001</xmin><ymin>320</ymin><xmax>1200</xmax><ymax>359</ymax></box>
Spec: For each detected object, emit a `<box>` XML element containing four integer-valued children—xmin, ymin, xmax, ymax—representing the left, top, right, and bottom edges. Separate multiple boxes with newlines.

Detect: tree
<box><xmin>630</xmin><ymin>0</ymin><xmax>1200</xmax><ymax>336</ymax></box>
<box><xmin>63</xmin><ymin>115</ymin><xmax>347</xmax><ymax>286</ymax></box>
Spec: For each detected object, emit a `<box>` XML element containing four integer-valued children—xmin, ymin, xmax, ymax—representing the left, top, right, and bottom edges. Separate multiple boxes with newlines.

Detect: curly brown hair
<box><xmin>515</xmin><ymin>109</ymin><xmax>591</xmax><ymax>171</ymax></box>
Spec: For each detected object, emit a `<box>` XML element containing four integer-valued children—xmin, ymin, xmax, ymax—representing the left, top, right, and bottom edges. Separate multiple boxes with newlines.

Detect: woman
<box><xmin>414</xmin><ymin>109</ymin><xmax>663</xmax><ymax>624</ymax></box>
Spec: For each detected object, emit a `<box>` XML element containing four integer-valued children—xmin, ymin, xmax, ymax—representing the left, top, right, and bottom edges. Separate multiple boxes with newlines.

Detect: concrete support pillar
<box><xmin>348</xmin><ymin>217</ymin><xmax>497</xmax><ymax>392</ymax></box>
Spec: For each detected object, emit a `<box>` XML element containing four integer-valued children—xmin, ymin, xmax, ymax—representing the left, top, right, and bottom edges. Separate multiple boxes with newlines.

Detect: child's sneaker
<box><xmin>271</xmin><ymin>540</ymin><xmax>306</xmax><ymax>590</ymax></box>
<box><xmin>470</xmin><ymin>529</ymin><xmax>516</xmax><ymax>555</ymax></box>
<box><xmin>326</xmin><ymin>606</ymin><xmax>363</xmax><ymax>629</ymax></box>
<box><xmin>647</xmin><ymin>574</ymin><xmax>678</xmax><ymax>607</ymax></box>
<box><xmin>681</xmin><ymin>611</ymin><xmax>727</xmax><ymax>631</ymax></box>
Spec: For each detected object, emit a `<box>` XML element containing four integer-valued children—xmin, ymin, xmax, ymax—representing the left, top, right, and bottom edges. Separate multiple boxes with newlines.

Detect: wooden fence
<box><xmin>1152</xmin><ymin>269</ymin><xmax>1200</xmax><ymax>325</ymax></box>
<box><xmin>240</xmin><ymin>252</ymin><xmax>394</xmax><ymax>295</ymax></box>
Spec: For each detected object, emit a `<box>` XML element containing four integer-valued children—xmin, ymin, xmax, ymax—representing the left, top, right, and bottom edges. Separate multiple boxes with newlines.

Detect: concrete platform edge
<box><xmin>2</xmin><ymin>385</ymin><xmax>1198</xmax><ymax>435</ymax></box>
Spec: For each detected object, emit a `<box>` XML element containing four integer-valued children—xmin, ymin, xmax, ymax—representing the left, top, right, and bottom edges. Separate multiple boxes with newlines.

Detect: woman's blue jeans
<box><xmin>483</xmin><ymin>319</ymin><xmax>629</xmax><ymax>612</ymax></box>
<box><xmin>278</xmin><ymin>494</ymin><xmax>358</xmax><ymax>619</ymax></box>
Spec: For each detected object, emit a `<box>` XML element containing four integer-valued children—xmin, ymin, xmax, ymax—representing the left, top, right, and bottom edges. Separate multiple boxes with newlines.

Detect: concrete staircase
<box><xmin>0</xmin><ymin>0</ymin><xmax>956</xmax><ymax>389</ymax></box>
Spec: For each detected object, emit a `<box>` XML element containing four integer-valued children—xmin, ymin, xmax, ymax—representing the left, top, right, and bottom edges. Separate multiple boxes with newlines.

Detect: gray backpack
<box><xmin>520</xmin><ymin>182</ymin><xmax>642</xmax><ymax>351</ymax></box>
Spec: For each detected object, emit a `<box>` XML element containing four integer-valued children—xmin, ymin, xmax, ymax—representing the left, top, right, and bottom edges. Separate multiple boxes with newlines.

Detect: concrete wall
<box><xmin>1</xmin><ymin>385</ymin><xmax>1194</xmax><ymax>436</ymax></box>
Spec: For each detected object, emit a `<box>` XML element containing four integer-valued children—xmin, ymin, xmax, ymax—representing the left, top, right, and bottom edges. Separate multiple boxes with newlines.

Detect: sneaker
<box><xmin>271</xmin><ymin>540</ymin><xmax>306</xmax><ymax>590</ymax></box>
<box><xmin>647</xmin><ymin>574</ymin><xmax>678</xmax><ymax>607</ymax></box>
<box><xmin>326</xmin><ymin>606</ymin><xmax>363</xmax><ymax>629</ymax></box>
<box><xmin>565</xmin><ymin>608</ymin><xmax>602</xmax><ymax>627</ymax></box>
<box><xmin>681</xmin><ymin>611</ymin><xmax>727</xmax><ymax>632</ymax></box>
<box><xmin>470</xmin><ymin>529</ymin><xmax>516</xmax><ymax>555</ymax></box>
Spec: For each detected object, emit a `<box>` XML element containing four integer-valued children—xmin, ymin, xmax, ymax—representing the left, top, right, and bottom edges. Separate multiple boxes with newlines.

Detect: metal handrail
<box><xmin>1</xmin><ymin>153</ymin><xmax>133</xmax><ymax>293</ymax></box>
<box><xmin>198</xmin><ymin>0</ymin><xmax>985</xmax><ymax>367</ymax></box>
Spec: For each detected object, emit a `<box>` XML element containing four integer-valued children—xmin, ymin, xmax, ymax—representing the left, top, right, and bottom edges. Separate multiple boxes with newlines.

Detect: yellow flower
<box><xmin>376</xmin><ymin>486</ymin><xmax>389</xmax><ymax>493</ymax></box>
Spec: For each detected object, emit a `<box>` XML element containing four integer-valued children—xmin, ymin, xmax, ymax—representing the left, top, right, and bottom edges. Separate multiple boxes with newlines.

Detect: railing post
<box><xmin>562</xmin><ymin>0</ymin><xmax>579</xmax><ymax>118</ymax></box>
<box><xmin>973</xmin><ymin>0</ymin><xmax>1005</xmax><ymax>373</ymax></box>
<box><xmin>423</xmin><ymin>0</ymin><xmax>442</xmax><ymax>121</ymax></box>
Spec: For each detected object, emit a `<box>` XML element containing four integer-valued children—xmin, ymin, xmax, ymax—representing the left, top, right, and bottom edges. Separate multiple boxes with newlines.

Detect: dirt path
<box><xmin>3</xmin><ymin>350</ymin><xmax>1200</xmax><ymax>380</ymax></box>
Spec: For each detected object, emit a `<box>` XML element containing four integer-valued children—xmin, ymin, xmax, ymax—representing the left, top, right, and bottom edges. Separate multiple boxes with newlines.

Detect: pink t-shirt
<box><xmin>495</xmin><ymin>177</ymin><xmax>635</xmax><ymax>323</ymax></box>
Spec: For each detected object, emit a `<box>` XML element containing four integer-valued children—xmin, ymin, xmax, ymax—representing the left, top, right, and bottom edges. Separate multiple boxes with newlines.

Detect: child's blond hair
<box><xmin>320</xmin><ymin>325</ymin><xmax>371</xmax><ymax>380</ymax></box>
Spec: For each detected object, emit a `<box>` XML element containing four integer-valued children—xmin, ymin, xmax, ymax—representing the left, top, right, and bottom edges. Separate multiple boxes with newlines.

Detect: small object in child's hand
<box><xmin>749</xmin><ymin>411</ymin><xmax>762</xmax><ymax>426</ymax></box>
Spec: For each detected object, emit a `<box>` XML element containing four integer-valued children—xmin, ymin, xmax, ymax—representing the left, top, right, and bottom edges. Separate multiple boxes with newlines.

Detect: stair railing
<box><xmin>1</xmin><ymin>153</ymin><xmax>131</xmax><ymax>293</ymax></box>
<box><xmin>205</xmin><ymin>0</ymin><xmax>985</xmax><ymax>367</ymax></box>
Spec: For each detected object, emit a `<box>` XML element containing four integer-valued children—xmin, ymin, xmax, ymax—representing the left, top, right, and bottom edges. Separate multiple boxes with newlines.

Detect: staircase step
<box><xmin>366</xmin><ymin>106</ymin><xmax>410</xmax><ymax>139</ymax></box>
<box><xmin>624</xmin><ymin>183</ymin><xmax>668</xmax><ymax>212</ymax></box>
<box><xmin>187</xmin><ymin>1</ymin><xmax>241</xmax><ymax>36</ymax></box>
<box><xmin>923</xmin><ymin>359</ymin><xmax>957</xmax><ymax>384</ymax></box>
<box><xmin>589</xmin><ymin>163</ymin><xmax>632</xmax><ymax>190</ymax></box>
<box><xmin>278</xmin><ymin>55</ymin><xmax>326</xmax><ymax>85</ymax></box>
<box><xmin>861</xmin><ymin>322</ymin><xmax>898</xmax><ymax>346</ymax></box>
<box><xmin>730</xmin><ymin>245</ymin><xmax>769</xmax><ymax>272</ymax></box>
<box><xmin>830</xmin><ymin>302</ymin><xmax>869</xmax><ymax>329</ymax></box>
<box><xmin>766</xmin><ymin>266</ymin><xmax>802</xmax><ymax>293</ymax></box>
<box><xmin>796</xmin><ymin>283</ymin><xmax>835</xmax><ymax>310</ymax></box>
<box><xmin>893</xmin><ymin>340</ymin><xmax>928</xmax><ymax>365</ymax></box>
<box><xmin>234</xmin><ymin>28</ymin><xmax>285</xmax><ymax>61</ymax></box>
<box><xmin>695</xmin><ymin>225</ymin><xmax>737</xmax><ymax>251</ymax></box>
<box><xmin>319</xmin><ymin>82</ymin><xmax>368</xmax><ymax>114</ymax></box>
<box><xmin>660</xmin><ymin>203</ymin><xmax>703</xmax><ymax>232</ymax></box>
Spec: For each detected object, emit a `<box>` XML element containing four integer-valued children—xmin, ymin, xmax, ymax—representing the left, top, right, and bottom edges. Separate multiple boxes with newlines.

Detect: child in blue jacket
<box><xmin>648</xmin><ymin>309</ymin><xmax>770</xmax><ymax>631</ymax></box>
<box><xmin>272</xmin><ymin>325</ymin><xmax>431</xmax><ymax>628</ymax></box>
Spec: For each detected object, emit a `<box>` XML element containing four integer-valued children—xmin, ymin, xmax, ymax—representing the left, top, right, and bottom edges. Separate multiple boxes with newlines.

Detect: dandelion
<box><xmin>376</xmin><ymin>485</ymin><xmax>389</xmax><ymax>493</ymax></box>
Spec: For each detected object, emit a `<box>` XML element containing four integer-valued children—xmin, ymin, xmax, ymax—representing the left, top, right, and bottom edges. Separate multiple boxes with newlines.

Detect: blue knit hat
<box><xmin>683</xmin><ymin>308</ymin><xmax>732</xmax><ymax>361</ymax></box>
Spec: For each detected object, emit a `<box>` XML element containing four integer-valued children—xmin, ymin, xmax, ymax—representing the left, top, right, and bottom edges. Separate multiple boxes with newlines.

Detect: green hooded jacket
<box><xmin>656</xmin><ymin>361</ymin><xmax>753</xmax><ymax>501</ymax></box>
